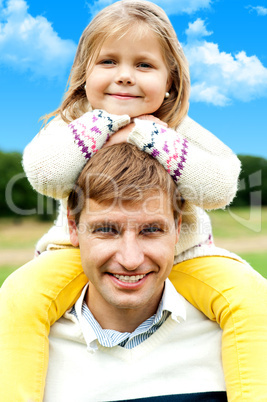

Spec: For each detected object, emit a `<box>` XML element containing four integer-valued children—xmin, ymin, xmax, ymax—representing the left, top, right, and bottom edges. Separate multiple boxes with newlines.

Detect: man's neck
<box><xmin>85</xmin><ymin>285</ymin><xmax>162</xmax><ymax>333</ymax></box>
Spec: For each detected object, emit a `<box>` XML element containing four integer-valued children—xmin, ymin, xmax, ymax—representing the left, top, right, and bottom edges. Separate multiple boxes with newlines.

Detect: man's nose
<box><xmin>115</xmin><ymin>64</ymin><xmax>135</xmax><ymax>85</ymax></box>
<box><xmin>116</xmin><ymin>233</ymin><xmax>145</xmax><ymax>271</ymax></box>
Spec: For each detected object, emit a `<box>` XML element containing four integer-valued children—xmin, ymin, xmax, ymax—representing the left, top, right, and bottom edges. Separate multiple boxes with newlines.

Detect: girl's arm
<box><xmin>23</xmin><ymin>110</ymin><xmax>130</xmax><ymax>199</ymax></box>
<box><xmin>0</xmin><ymin>249</ymin><xmax>86</xmax><ymax>402</ymax></box>
<box><xmin>128</xmin><ymin>116</ymin><xmax>241</xmax><ymax>209</ymax></box>
<box><xmin>169</xmin><ymin>256</ymin><xmax>267</xmax><ymax>401</ymax></box>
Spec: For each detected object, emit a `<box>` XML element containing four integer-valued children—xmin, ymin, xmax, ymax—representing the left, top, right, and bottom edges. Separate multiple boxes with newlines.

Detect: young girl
<box><xmin>1</xmin><ymin>1</ymin><xmax>266</xmax><ymax>401</ymax></box>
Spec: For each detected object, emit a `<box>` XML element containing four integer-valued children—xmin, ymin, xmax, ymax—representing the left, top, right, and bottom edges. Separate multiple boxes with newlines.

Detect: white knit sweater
<box><xmin>23</xmin><ymin>110</ymin><xmax>242</xmax><ymax>262</ymax></box>
<box><xmin>44</xmin><ymin>280</ymin><xmax>226</xmax><ymax>401</ymax></box>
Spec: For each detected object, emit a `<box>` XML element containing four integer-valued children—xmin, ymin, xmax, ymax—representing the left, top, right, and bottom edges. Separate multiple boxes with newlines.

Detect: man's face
<box><xmin>69</xmin><ymin>192</ymin><xmax>180</xmax><ymax>317</ymax></box>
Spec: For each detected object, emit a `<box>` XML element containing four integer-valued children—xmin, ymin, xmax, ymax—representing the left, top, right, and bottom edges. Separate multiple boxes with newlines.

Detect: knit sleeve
<box><xmin>128</xmin><ymin>116</ymin><xmax>241</xmax><ymax>210</ymax></box>
<box><xmin>23</xmin><ymin>110</ymin><xmax>130</xmax><ymax>199</ymax></box>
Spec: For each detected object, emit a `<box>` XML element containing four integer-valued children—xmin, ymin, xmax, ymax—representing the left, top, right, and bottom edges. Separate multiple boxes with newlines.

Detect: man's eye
<box><xmin>94</xmin><ymin>226</ymin><xmax>118</xmax><ymax>234</ymax></box>
<box><xmin>141</xmin><ymin>226</ymin><xmax>163</xmax><ymax>235</ymax></box>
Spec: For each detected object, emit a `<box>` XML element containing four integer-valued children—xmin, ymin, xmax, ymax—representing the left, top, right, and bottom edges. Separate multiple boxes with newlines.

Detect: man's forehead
<box><xmin>80</xmin><ymin>193</ymin><xmax>174</xmax><ymax>220</ymax></box>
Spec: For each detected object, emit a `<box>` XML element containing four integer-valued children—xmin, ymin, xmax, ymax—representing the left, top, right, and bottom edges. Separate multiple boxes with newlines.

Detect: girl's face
<box><xmin>85</xmin><ymin>27</ymin><xmax>171</xmax><ymax>118</ymax></box>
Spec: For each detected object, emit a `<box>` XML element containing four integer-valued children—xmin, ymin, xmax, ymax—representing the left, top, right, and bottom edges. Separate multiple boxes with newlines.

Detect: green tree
<box><xmin>231</xmin><ymin>155</ymin><xmax>267</xmax><ymax>207</ymax></box>
<box><xmin>0</xmin><ymin>150</ymin><xmax>57</xmax><ymax>220</ymax></box>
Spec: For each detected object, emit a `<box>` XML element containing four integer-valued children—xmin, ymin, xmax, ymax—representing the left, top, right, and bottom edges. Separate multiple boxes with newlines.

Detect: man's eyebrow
<box><xmin>140</xmin><ymin>218</ymin><xmax>173</xmax><ymax>229</ymax></box>
<box><xmin>85</xmin><ymin>219</ymin><xmax>125</xmax><ymax>230</ymax></box>
<box><xmin>85</xmin><ymin>218</ymin><xmax>170</xmax><ymax>229</ymax></box>
<box><xmin>134</xmin><ymin>217</ymin><xmax>173</xmax><ymax>231</ymax></box>
<box><xmin>86</xmin><ymin>219</ymin><xmax>120</xmax><ymax>227</ymax></box>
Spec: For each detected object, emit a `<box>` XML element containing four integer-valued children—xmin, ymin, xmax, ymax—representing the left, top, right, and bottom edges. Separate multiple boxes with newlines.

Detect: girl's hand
<box><xmin>103</xmin><ymin>123</ymin><xmax>135</xmax><ymax>148</ymax></box>
<box><xmin>136</xmin><ymin>115</ymin><xmax>168</xmax><ymax>127</ymax></box>
<box><xmin>103</xmin><ymin>115</ymin><xmax>168</xmax><ymax>148</ymax></box>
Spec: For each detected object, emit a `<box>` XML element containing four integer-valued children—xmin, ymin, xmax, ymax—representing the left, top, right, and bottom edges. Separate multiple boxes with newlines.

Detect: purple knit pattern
<box><xmin>171</xmin><ymin>138</ymin><xmax>189</xmax><ymax>183</ymax></box>
<box><xmin>68</xmin><ymin>110</ymin><xmax>120</xmax><ymax>160</ymax></box>
<box><xmin>69</xmin><ymin>122</ymin><xmax>92</xmax><ymax>160</ymax></box>
<box><xmin>68</xmin><ymin>111</ymin><xmax>114</xmax><ymax>160</ymax></box>
<box><xmin>163</xmin><ymin>141</ymin><xmax>170</xmax><ymax>154</ymax></box>
<box><xmin>141</xmin><ymin>124</ymin><xmax>189</xmax><ymax>183</ymax></box>
<box><xmin>151</xmin><ymin>149</ymin><xmax>160</xmax><ymax>158</ymax></box>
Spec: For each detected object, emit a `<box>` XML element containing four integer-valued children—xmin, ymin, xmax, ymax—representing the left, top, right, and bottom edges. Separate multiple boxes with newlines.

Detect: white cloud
<box><xmin>185</xmin><ymin>18</ymin><xmax>213</xmax><ymax>38</ymax></box>
<box><xmin>0</xmin><ymin>0</ymin><xmax>77</xmax><ymax>79</ymax></box>
<box><xmin>87</xmin><ymin>0</ymin><xmax>212</xmax><ymax>16</ymax></box>
<box><xmin>183</xmin><ymin>19</ymin><xmax>267</xmax><ymax>106</ymax></box>
<box><xmin>247</xmin><ymin>5</ymin><xmax>267</xmax><ymax>16</ymax></box>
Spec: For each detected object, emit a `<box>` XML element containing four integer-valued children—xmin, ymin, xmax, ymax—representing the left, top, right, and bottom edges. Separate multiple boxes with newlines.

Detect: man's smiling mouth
<box><xmin>112</xmin><ymin>274</ymin><xmax>147</xmax><ymax>283</ymax></box>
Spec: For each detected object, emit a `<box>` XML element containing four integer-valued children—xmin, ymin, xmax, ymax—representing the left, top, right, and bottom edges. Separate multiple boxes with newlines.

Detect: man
<box><xmin>44</xmin><ymin>143</ymin><xmax>226</xmax><ymax>401</ymax></box>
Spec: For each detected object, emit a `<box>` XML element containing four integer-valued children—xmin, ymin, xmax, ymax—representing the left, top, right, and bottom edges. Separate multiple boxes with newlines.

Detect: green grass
<box><xmin>239</xmin><ymin>252</ymin><xmax>267</xmax><ymax>278</ymax></box>
<box><xmin>0</xmin><ymin>266</ymin><xmax>18</xmax><ymax>287</ymax></box>
<box><xmin>208</xmin><ymin>206</ymin><xmax>267</xmax><ymax>238</ymax></box>
<box><xmin>0</xmin><ymin>218</ymin><xmax>52</xmax><ymax>249</ymax></box>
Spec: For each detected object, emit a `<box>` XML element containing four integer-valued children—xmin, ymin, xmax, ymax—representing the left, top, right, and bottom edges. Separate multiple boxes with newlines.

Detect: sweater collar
<box><xmin>68</xmin><ymin>278</ymin><xmax>186</xmax><ymax>352</ymax></box>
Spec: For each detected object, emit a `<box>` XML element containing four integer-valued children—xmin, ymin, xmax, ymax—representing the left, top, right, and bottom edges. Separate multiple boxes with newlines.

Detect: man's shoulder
<box><xmin>165</xmin><ymin>279</ymin><xmax>218</xmax><ymax>326</ymax></box>
<box><xmin>50</xmin><ymin>310</ymin><xmax>86</xmax><ymax>345</ymax></box>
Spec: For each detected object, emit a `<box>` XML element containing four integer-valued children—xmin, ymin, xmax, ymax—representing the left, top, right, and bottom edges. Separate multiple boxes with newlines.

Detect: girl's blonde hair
<box><xmin>44</xmin><ymin>0</ymin><xmax>190</xmax><ymax>129</ymax></box>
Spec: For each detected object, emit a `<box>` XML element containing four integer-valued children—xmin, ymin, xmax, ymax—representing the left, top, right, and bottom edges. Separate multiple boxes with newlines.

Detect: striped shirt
<box><xmin>70</xmin><ymin>279</ymin><xmax>186</xmax><ymax>351</ymax></box>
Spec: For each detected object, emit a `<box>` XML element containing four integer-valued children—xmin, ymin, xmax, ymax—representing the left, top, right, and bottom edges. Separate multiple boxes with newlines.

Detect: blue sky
<box><xmin>0</xmin><ymin>0</ymin><xmax>266</xmax><ymax>158</ymax></box>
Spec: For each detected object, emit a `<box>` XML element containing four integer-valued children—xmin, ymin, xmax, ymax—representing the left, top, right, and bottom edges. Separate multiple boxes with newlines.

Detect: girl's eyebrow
<box><xmin>98</xmin><ymin>48</ymin><xmax>159</xmax><ymax>61</ymax></box>
<box><xmin>97</xmin><ymin>50</ymin><xmax>115</xmax><ymax>56</ymax></box>
<box><xmin>96</xmin><ymin>52</ymin><xmax>115</xmax><ymax>60</ymax></box>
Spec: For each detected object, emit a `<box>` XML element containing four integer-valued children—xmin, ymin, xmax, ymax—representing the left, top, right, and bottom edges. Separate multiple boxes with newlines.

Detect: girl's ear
<box><xmin>67</xmin><ymin>209</ymin><xmax>79</xmax><ymax>247</ymax></box>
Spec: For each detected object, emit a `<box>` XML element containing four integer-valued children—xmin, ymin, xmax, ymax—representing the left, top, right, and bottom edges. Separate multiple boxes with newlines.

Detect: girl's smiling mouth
<box><xmin>108</xmin><ymin>93</ymin><xmax>141</xmax><ymax>100</ymax></box>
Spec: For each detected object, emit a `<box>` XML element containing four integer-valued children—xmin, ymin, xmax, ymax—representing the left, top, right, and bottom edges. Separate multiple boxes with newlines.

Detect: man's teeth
<box><xmin>113</xmin><ymin>274</ymin><xmax>146</xmax><ymax>283</ymax></box>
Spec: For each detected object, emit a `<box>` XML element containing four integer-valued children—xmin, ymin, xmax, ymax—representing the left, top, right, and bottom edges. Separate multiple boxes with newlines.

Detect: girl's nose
<box><xmin>115</xmin><ymin>65</ymin><xmax>135</xmax><ymax>85</ymax></box>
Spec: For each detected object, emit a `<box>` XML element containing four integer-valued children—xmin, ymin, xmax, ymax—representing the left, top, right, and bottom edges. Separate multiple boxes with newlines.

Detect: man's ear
<box><xmin>175</xmin><ymin>215</ymin><xmax>182</xmax><ymax>244</ymax></box>
<box><xmin>67</xmin><ymin>208</ymin><xmax>79</xmax><ymax>247</ymax></box>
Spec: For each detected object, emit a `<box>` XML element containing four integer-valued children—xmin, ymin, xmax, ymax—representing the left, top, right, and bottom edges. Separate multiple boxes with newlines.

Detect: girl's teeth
<box><xmin>113</xmin><ymin>274</ymin><xmax>146</xmax><ymax>283</ymax></box>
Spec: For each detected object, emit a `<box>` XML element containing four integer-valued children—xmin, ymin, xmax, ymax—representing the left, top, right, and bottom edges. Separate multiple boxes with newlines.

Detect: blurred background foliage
<box><xmin>0</xmin><ymin>150</ymin><xmax>58</xmax><ymax>221</ymax></box>
<box><xmin>1</xmin><ymin>151</ymin><xmax>266</xmax><ymax>220</ymax></box>
<box><xmin>231</xmin><ymin>155</ymin><xmax>267</xmax><ymax>207</ymax></box>
<box><xmin>0</xmin><ymin>150</ymin><xmax>266</xmax><ymax>284</ymax></box>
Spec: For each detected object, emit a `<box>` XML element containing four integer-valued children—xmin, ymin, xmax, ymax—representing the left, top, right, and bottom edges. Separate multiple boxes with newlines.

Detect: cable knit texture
<box><xmin>23</xmin><ymin>110</ymin><xmax>241</xmax><ymax>260</ymax></box>
<box><xmin>129</xmin><ymin>117</ymin><xmax>241</xmax><ymax>209</ymax></box>
<box><xmin>23</xmin><ymin>110</ymin><xmax>130</xmax><ymax>199</ymax></box>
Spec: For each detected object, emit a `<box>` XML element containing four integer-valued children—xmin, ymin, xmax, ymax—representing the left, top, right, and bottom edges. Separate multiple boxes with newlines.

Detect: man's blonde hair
<box><xmin>44</xmin><ymin>0</ymin><xmax>190</xmax><ymax>129</ymax></box>
<box><xmin>68</xmin><ymin>143</ymin><xmax>183</xmax><ymax>224</ymax></box>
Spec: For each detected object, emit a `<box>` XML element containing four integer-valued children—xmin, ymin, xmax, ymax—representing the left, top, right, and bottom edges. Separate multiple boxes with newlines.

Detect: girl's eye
<box><xmin>100</xmin><ymin>59</ymin><xmax>115</xmax><ymax>65</ymax></box>
<box><xmin>138</xmin><ymin>62</ymin><xmax>152</xmax><ymax>69</ymax></box>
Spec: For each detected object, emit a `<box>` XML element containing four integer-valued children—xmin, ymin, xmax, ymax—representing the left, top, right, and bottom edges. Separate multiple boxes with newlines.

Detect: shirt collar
<box><xmin>162</xmin><ymin>278</ymin><xmax>187</xmax><ymax>323</ymax></box>
<box><xmin>72</xmin><ymin>283</ymin><xmax>99</xmax><ymax>351</ymax></box>
<box><xmin>69</xmin><ymin>278</ymin><xmax>186</xmax><ymax>351</ymax></box>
